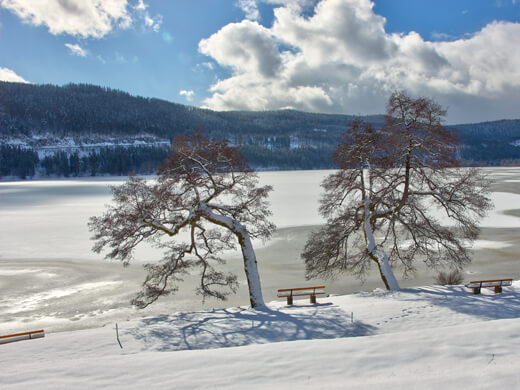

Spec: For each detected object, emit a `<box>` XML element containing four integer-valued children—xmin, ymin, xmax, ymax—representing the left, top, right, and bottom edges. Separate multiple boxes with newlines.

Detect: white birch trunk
<box><xmin>363</xmin><ymin>167</ymin><xmax>400</xmax><ymax>291</ymax></box>
<box><xmin>199</xmin><ymin>203</ymin><xmax>265</xmax><ymax>308</ymax></box>
<box><xmin>363</xmin><ymin>202</ymin><xmax>400</xmax><ymax>290</ymax></box>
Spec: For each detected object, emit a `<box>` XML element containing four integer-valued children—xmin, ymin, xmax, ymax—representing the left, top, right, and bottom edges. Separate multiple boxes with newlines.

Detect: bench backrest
<box><xmin>0</xmin><ymin>329</ymin><xmax>45</xmax><ymax>345</ymax></box>
<box><xmin>277</xmin><ymin>286</ymin><xmax>325</xmax><ymax>293</ymax></box>
<box><xmin>466</xmin><ymin>279</ymin><xmax>513</xmax><ymax>287</ymax></box>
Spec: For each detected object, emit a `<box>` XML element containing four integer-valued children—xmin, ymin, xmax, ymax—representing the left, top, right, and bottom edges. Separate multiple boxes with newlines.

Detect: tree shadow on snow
<box><xmin>125</xmin><ymin>303</ymin><xmax>375</xmax><ymax>352</ymax></box>
<box><xmin>397</xmin><ymin>285</ymin><xmax>520</xmax><ymax>320</ymax></box>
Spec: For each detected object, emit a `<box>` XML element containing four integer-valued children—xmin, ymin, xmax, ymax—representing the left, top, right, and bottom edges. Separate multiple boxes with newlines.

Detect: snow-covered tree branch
<box><xmin>89</xmin><ymin>133</ymin><xmax>275</xmax><ymax>308</ymax></box>
<box><xmin>302</xmin><ymin>92</ymin><xmax>492</xmax><ymax>290</ymax></box>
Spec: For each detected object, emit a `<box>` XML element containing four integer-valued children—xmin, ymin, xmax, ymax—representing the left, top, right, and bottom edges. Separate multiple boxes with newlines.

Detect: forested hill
<box><xmin>1</xmin><ymin>81</ymin><xmax>520</xmax><ymax>178</ymax></box>
<box><xmin>1</xmin><ymin>81</ymin><xmax>380</xmax><ymax>142</ymax></box>
<box><xmin>453</xmin><ymin>120</ymin><xmax>520</xmax><ymax>164</ymax></box>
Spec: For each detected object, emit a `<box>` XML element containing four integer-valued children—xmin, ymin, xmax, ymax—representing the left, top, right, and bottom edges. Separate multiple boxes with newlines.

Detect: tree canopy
<box><xmin>302</xmin><ymin>91</ymin><xmax>492</xmax><ymax>290</ymax></box>
<box><xmin>89</xmin><ymin>133</ymin><xmax>275</xmax><ymax>308</ymax></box>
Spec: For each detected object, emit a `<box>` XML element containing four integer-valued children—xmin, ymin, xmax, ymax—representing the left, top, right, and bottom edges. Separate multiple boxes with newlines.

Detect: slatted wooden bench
<box><xmin>277</xmin><ymin>286</ymin><xmax>326</xmax><ymax>305</ymax></box>
<box><xmin>0</xmin><ymin>329</ymin><xmax>45</xmax><ymax>345</ymax></box>
<box><xmin>465</xmin><ymin>279</ymin><xmax>513</xmax><ymax>294</ymax></box>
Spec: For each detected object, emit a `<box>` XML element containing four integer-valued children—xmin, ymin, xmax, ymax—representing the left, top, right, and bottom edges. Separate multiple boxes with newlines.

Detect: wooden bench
<box><xmin>277</xmin><ymin>286</ymin><xmax>326</xmax><ymax>305</ymax></box>
<box><xmin>465</xmin><ymin>279</ymin><xmax>513</xmax><ymax>294</ymax></box>
<box><xmin>0</xmin><ymin>329</ymin><xmax>45</xmax><ymax>345</ymax></box>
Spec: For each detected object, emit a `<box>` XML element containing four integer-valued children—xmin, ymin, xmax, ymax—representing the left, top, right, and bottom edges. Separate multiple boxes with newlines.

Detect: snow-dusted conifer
<box><xmin>89</xmin><ymin>133</ymin><xmax>274</xmax><ymax>308</ymax></box>
<box><xmin>302</xmin><ymin>91</ymin><xmax>492</xmax><ymax>290</ymax></box>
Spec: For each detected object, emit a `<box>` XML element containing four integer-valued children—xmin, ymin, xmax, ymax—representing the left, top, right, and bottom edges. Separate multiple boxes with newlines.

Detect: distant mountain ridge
<box><xmin>1</xmin><ymin>81</ymin><xmax>520</xmax><ymax>178</ymax></box>
<box><xmin>0</xmin><ymin>81</ymin><xmax>380</xmax><ymax>142</ymax></box>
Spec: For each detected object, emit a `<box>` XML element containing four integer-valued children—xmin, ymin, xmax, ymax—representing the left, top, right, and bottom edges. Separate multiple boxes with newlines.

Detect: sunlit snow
<box><xmin>1</xmin><ymin>167</ymin><xmax>520</xmax><ymax>335</ymax></box>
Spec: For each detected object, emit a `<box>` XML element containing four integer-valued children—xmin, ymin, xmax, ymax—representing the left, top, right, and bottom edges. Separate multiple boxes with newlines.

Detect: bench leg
<box><xmin>473</xmin><ymin>287</ymin><xmax>481</xmax><ymax>294</ymax></box>
<box><xmin>286</xmin><ymin>296</ymin><xmax>293</xmax><ymax>305</ymax></box>
<box><xmin>310</xmin><ymin>294</ymin><xmax>317</xmax><ymax>304</ymax></box>
<box><xmin>495</xmin><ymin>286</ymin><xmax>502</xmax><ymax>293</ymax></box>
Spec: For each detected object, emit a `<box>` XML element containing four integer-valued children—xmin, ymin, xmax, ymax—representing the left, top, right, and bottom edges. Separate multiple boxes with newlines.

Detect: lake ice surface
<box><xmin>1</xmin><ymin>168</ymin><xmax>520</xmax><ymax>333</ymax></box>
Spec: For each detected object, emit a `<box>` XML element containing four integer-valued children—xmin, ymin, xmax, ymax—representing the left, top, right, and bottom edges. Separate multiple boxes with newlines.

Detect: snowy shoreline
<box><xmin>2</xmin><ymin>284</ymin><xmax>520</xmax><ymax>389</ymax></box>
<box><xmin>2</xmin><ymin>167</ymin><xmax>520</xmax><ymax>335</ymax></box>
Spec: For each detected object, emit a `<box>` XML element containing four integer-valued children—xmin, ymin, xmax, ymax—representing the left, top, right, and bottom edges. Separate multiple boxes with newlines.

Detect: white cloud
<box><xmin>135</xmin><ymin>0</ymin><xmax>147</xmax><ymax>11</ymax></box>
<box><xmin>0</xmin><ymin>0</ymin><xmax>161</xmax><ymax>38</ymax></box>
<box><xmin>65</xmin><ymin>43</ymin><xmax>88</xmax><ymax>57</ymax></box>
<box><xmin>0</xmin><ymin>0</ymin><xmax>132</xmax><ymax>38</ymax></box>
<box><xmin>137</xmin><ymin>0</ymin><xmax>162</xmax><ymax>32</ymax></box>
<box><xmin>144</xmin><ymin>12</ymin><xmax>162</xmax><ymax>32</ymax></box>
<box><xmin>201</xmin><ymin>0</ymin><xmax>520</xmax><ymax>123</ymax></box>
<box><xmin>199</xmin><ymin>62</ymin><xmax>214</xmax><ymax>70</ymax></box>
<box><xmin>0</xmin><ymin>67</ymin><xmax>30</xmax><ymax>83</ymax></box>
<box><xmin>199</xmin><ymin>20</ymin><xmax>282</xmax><ymax>77</ymax></box>
<box><xmin>236</xmin><ymin>0</ymin><xmax>319</xmax><ymax>21</ymax></box>
<box><xmin>238</xmin><ymin>0</ymin><xmax>260</xmax><ymax>21</ymax></box>
<box><xmin>179</xmin><ymin>89</ymin><xmax>195</xmax><ymax>101</ymax></box>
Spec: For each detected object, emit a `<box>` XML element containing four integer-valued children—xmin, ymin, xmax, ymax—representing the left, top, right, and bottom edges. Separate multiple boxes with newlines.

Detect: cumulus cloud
<box><xmin>0</xmin><ymin>67</ymin><xmax>30</xmax><ymax>83</ymax></box>
<box><xmin>202</xmin><ymin>0</ymin><xmax>520</xmax><ymax>123</ymax></box>
<box><xmin>0</xmin><ymin>0</ymin><xmax>162</xmax><ymax>38</ymax></box>
<box><xmin>65</xmin><ymin>43</ymin><xmax>88</xmax><ymax>57</ymax></box>
<box><xmin>0</xmin><ymin>0</ymin><xmax>131</xmax><ymax>38</ymax></box>
<box><xmin>199</xmin><ymin>20</ymin><xmax>282</xmax><ymax>77</ymax></box>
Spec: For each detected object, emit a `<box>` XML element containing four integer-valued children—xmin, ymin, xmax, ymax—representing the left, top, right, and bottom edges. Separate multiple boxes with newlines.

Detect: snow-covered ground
<box><xmin>2</xmin><ymin>168</ymin><xmax>520</xmax><ymax>336</ymax></box>
<box><xmin>2</xmin><ymin>167</ymin><xmax>520</xmax><ymax>388</ymax></box>
<box><xmin>2</xmin><ymin>283</ymin><xmax>520</xmax><ymax>389</ymax></box>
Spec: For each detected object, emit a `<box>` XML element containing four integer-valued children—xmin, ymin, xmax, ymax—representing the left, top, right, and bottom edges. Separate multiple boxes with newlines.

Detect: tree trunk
<box><xmin>363</xmin><ymin>199</ymin><xmax>400</xmax><ymax>291</ymax></box>
<box><xmin>370</xmin><ymin>250</ymin><xmax>400</xmax><ymax>291</ymax></box>
<box><xmin>235</xmin><ymin>227</ymin><xmax>266</xmax><ymax>308</ymax></box>
<box><xmin>199</xmin><ymin>203</ymin><xmax>265</xmax><ymax>308</ymax></box>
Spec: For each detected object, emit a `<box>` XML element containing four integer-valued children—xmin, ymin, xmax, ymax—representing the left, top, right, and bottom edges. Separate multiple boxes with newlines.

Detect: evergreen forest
<box><xmin>1</xmin><ymin>81</ymin><xmax>520</xmax><ymax>179</ymax></box>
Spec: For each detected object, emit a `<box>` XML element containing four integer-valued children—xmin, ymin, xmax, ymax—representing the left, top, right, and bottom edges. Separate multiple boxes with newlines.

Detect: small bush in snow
<box><xmin>435</xmin><ymin>269</ymin><xmax>464</xmax><ymax>286</ymax></box>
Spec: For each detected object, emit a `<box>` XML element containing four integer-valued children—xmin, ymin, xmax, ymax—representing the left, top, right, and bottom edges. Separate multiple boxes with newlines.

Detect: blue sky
<box><xmin>1</xmin><ymin>0</ymin><xmax>520</xmax><ymax>123</ymax></box>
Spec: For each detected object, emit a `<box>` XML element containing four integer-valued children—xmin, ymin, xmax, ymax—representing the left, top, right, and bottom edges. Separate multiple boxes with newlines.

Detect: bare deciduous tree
<box><xmin>302</xmin><ymin>91</ymin><xmax>492</xmax><ymax>290</ymax></box>
<box><xmin>89</xmin><ymin>133</ymin><xmax>275</xmax><ymax>308</ymax></box>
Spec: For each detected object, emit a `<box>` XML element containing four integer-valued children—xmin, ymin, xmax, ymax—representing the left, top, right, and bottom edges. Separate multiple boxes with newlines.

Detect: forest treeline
<box><xmin>1</xmin><ymin>81</ymin><xmax>520</xmax><ymax>178</ymax></box>
<box><xmin>0</xmin><ymin>145</ymin><xmax>170</xmax><ymax>178</ymax></box>
<box><xmin>0</xmin><ymin>144</ymin><xmax>334</xmax><ymax>178</ymax></box>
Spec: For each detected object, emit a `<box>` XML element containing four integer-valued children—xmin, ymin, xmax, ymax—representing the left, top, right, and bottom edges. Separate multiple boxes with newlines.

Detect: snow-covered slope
<box><xmin>2</xmin><ymin>283</ymin><xmax>520</xmax><ymax>389</ymax></box>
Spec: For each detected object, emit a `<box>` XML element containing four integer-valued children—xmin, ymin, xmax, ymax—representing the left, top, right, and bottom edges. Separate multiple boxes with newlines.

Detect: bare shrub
<box><xmin>435</xmin><ymin>269</ymin><xmax>464</xmax><ymax>286</ymax></box>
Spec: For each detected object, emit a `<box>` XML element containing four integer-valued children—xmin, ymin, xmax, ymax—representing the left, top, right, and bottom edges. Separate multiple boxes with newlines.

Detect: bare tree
<box><xmin>89</xmin><ymin>133</ymin><xmax>275</xmax><ymax>308</ymax></box>
<box><xmin>302</xmin><ymin>91</ymin><xmax>492</xmax><ymax>290</ymax></box>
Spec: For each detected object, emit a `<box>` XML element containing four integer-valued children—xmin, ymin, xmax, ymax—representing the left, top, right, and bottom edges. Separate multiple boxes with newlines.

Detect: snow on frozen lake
<box><xmin>1</xmin><ymin>167</ymin><xmax>520</xmax><ymax>334</ymax></box>
<box><xmin>1</xmin><ymin>169</ymin><xmax>520</xmax><ymax>260</ymax></box>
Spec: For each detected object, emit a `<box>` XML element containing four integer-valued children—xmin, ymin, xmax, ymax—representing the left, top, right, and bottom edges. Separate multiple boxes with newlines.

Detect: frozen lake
<box><xmin>2</xmin><ymin>168</ymin><xmax>520</xmax><ymax>334</ymax></box>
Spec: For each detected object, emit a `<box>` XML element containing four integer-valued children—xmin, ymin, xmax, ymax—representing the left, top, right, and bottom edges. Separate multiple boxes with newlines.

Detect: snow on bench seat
<box><xmin>277</xmin><ymin>286</ymin><xmax>326</xmax><ymax>305</ymax></box>
<box><xmin>465</xmin><ymin>279</ymin><xmax>512</xmax><ymax>294</ymax></box>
